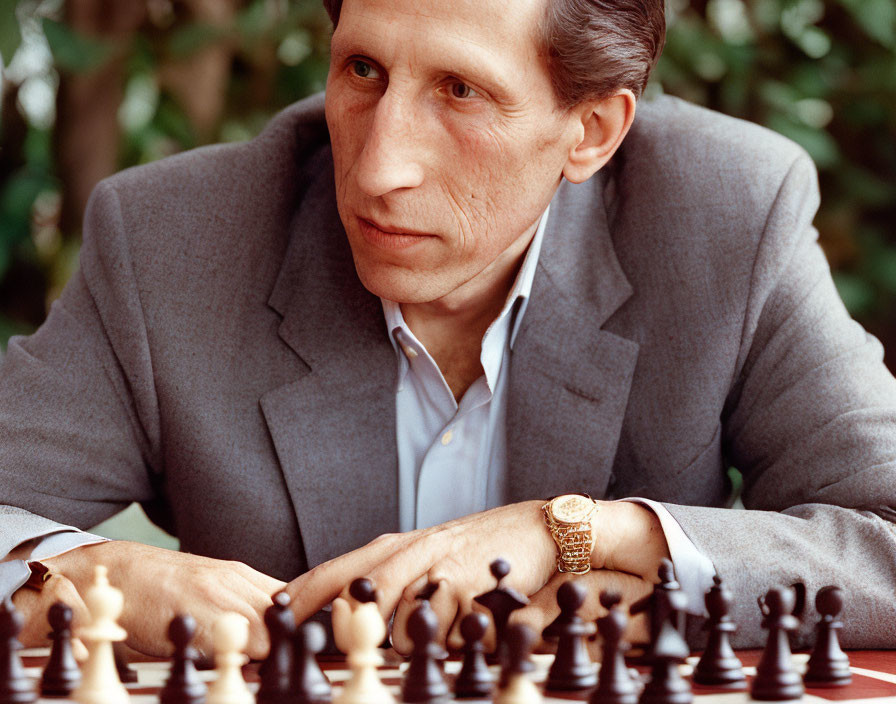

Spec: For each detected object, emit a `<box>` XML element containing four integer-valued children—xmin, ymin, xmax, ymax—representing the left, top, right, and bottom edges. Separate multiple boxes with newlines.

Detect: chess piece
<box><xmin>293</xmin><ymin>621</ymin><xmax>332</xmax><ymax>704</ymax></box>
<box><xmin>639</xmin><ymin>582</ymin><xmax>692</xmax><ymax>704</ymax></box>
<box><xmin>590</xmin><ymin>592</ymin><xmax>638</xmax><ymax>704</ymax></box>
<box><xmin>349</xmin><ymin>579</ymin><xmax>378</xmax><ymax>605</ymax></box>
<box><xmin>337</xmin><ymin>578</ymin><xmax>390</xmax><ymax>653</ymax></box>
<box><xmin>258</xmin><ymin>592</ymin><xmax>296</xmax><ymax>704</ymax></box>
<box><xmin>71</xmin><ymin>566</ymin><xmax>130</xmax><ymax>704</ymax></box>
<box><xmin>113</xmin><ymin>642</ymin><xmax>138</xmax><ymax>684</ymax></box>
<box><xmin>631</xmin><ymin>559</ymin><xmax>686</xmax><ymax>646</ymax></box>
<box><xmin>495</xmin><ymin>623</ymin><xmax>541</xmax><ymax>704</ymax></box>
<box><xmin>207</xmin><ymin>613</ymin><xmax>253</xmax><ymax>704</ymax></box>
<box><xmin>160</xmin><ymin>614</ymin><xmax>207</xmax><ymax>704</ymax></box>
<box><xmin>751</xmin><ymin>587</ymin><xmax>804</xmax><ymax>701</ymax></box>
<box><xmin>0</xmin><ymin>598</ymin><xmax>37</xmax><ymax>704</ymax></box>
<box><xmin>692</xmin><ymin>576</ymin><xmax>745</xmax><ymax>689</ymax></box>
<box><xmin>41</xmin><ymin>601</ymin><xmax>82</xmax><ymax>697</ymax></box>
<box><xmin>543</xmin><ymin>581</ymin><xmax>597</xmax><ymax>691</ymax></box>
<box><xmin>804</xmin><ymin>586</ymin><xmax>851</xmax><ymax>687</ymax></box>
<box><xmin>473</xmin><ymin>559</ymin><xmax>528</xmax><ymax>664</ymax></box>
<box><xmin>454</xmin><ymin>613</ymin><xmax>493</xmax><ymax>699</ymax></box>
<box><xmin>334</xmin><ymin>600</ymin><xmax>395</xmax><ymax>704</ymax></box>
<box><xmin>401</xmin><ymin>600</ymin><xmax>449</xmax><ymax>703</ymax></box>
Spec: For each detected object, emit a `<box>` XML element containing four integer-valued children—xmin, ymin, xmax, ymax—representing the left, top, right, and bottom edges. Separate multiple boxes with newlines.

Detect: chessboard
<box><xmin>18</xmin><ymin>647</ymin><xmax>896</xmax><ymax>704</ymax></box>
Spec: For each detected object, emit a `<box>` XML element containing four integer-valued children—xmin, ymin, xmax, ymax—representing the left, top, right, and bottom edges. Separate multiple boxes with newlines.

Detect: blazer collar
<box><xmin>262</xmin><ymin>145</ymin><xmax>400</xmax><ymax>570</ymax></box>
<box><xmin>506</xmin><ymin>168</ymin><xmax>640</xmax><ymax>502</ymax></box>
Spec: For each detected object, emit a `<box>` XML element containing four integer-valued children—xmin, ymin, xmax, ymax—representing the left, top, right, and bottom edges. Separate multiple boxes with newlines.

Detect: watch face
<box><xmin>552</xmin><ymin>494</ymin><xmax>595</xmax><ymax>523</ymax></box>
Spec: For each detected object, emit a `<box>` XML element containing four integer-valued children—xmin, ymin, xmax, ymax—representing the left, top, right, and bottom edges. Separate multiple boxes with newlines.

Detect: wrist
<box><xmin>41</xmin><ymin>540</ymin><xmax>116</xmax><ymax>592</ymax></box>
<box><xmin>591</xmin><ymin>500</ymin><xmax>670</xmax><ymax>578</ymax></box>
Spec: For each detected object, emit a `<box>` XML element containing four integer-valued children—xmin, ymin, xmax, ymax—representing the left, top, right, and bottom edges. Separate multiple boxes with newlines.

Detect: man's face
<box><xmin>325</xmin><ymin>0</ymin><xmax>579</xmax><ymax>305</ymax></box>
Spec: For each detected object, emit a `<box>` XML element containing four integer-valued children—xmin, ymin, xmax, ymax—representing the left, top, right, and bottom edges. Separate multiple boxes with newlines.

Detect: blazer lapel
<box><xmin>260</xmin><ymin>148</ymin><xmax>399</xmax><ymax>569</ymax></box>
<box><xmin>507</xmin><ymin>170</ymin><xmax>640</xmax><ymax>502</ymax></box>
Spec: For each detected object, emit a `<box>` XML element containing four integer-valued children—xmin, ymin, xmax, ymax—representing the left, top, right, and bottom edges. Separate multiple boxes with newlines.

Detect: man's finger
<box><xmin>391</xmin><ymin>578</ymin><xmax>456</xmax><ymax>655</ymax></box>
<box><xmin>231</xmin><ymin>561</ymin><xmax>287</xmax><ymax>597</ymax></box>
<box><xmin>361</xmin><ymin>544</ymin><xmax>438</xmax><ymax>627</ymax></box>
<box><xmin>285</xmin><ymin>533</ymin><xmax>410</xmax><ymax>621</ymax></box>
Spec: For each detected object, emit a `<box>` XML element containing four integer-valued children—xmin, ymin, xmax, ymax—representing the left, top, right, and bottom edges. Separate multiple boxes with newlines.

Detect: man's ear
<box><xmin>562</xmin><ymin>89</ymin><xmax>637</xmax><ymax>184</ymax></box>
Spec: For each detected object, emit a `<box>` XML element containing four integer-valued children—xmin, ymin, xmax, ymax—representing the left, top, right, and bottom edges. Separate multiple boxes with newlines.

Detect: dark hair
<box><xmin>320</xmin><ymin>0</ymin><xmax>665</xmax><ymax>108</ymax></box>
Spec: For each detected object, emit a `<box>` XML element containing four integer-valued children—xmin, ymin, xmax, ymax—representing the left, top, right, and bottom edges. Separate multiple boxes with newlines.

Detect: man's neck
<box><xmin>400</xmin><ymin>222</ymin><xmax>538</xmax><ymax>401</ymax></box>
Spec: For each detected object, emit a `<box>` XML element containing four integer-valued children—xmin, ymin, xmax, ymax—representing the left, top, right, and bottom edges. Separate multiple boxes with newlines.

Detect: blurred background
<box><xmin>0</xmin><ymin>0</ymin><xmax>894</xmax><ymax>543</ymax></box>
<box><xmin>1</xmin><ymin>0</ymin><xmax>895</xmax><ymax>363</ymax></box>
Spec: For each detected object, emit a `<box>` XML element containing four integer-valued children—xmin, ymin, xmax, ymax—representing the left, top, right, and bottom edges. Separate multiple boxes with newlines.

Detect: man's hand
<box><xmin>286</xmin><ymin>499</ymin><xmax>669</xmax><ymax>654</ymax></box>
<box><xmin>512</xmin><ymin>569</ymin><xmax>654</xmax><ymax>658</ymax></box>
<box><xmin>20</xmin><ymin>541</ymin><xmax>285</xmax><ymax>659</ymax></box>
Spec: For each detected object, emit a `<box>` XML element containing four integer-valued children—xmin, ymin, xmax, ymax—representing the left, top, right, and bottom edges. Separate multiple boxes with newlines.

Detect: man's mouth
<box><xmin>358</xmin><ymin>217</ymin><xmax>433</xmax><ymax>250</ymax></box>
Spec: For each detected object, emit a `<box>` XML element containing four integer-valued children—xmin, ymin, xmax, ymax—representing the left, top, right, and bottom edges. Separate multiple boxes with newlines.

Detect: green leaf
<box><xmin>836</xmin><ymin>0</ymin><xmax>896</xmax><ymax>48</ymax></box>
<box><xmin>41</xmin><ymin>17</ymin><xmax>112</xmax><ymax>72</ymax></box>
<box><xmin>0</xmin><ymin>0</ymin><xmax>22</xmax><ymax>66</ymax></box>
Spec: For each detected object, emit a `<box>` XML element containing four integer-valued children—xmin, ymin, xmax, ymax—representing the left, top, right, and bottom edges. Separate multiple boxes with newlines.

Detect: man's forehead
<box><xmin>334</xmin><ymin>0</ymin><xmax>546</xmax><ymax>59</ymax></box>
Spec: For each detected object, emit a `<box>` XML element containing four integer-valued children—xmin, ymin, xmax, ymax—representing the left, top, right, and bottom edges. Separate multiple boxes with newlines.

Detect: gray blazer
<box><xmin>2</xmin><ymin>93</ymin><xmax>895</xmax><ymax>647</ymax></box>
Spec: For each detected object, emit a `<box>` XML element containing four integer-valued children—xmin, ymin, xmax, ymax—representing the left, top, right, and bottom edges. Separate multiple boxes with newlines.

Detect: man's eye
<box><xmin>450</xmin><ymin>82</ymin><xmax>477</xmax><ymax>99</ymax></box>
<box><xmin>351</xmin><ymin>60</ymin><xmax>379</xmax><ymax>79</ymax></box>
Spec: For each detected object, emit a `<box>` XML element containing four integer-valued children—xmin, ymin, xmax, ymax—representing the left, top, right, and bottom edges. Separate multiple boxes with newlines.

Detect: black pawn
<box><xmin>639</xmin><ymin>586</ymin><xmax>692</xmax><ymax>704</ymax></box>
<box><xmin>401</xmin><ymin>601</ymin><xmax>449</xmax><ymax>703</ymax></box>
<box><xmin>473</xmin><ymin>558</ymin><xmax>528</xmax><ymax>664</ymax></box>
<box><xmin>629</xmin><ymin>559</ymin><xmax>686</xmax><ymax>649</ymax></box>
<box><xmin>40</xmin><ymin>601</ymin><xmax>81</xmax><ymax>697</ymax></box>
<box><xmin>804</xmin><ymin>586</ymin><xmax>851</xmax><ymax>687</ymax></box>
<box><xmin>544</xmin><ymin>581</ymin><xmax>596</xmax><ymax>691</ymax></box>
<box><xmin>293</xmin><ymin>621</ymin><xmax>332</xmax><ymax>704</ymax></box>
<box><xmin>693</xmin><ymin>576</ymin><xmax>745</xmax><ymax>689</ymax></box>
<box><xmin>113</xmin><ymin>641</ymin><xmax>138</xmax><ymax>683</ymax></box>
<box><xmin>258</xmin><ymin>592</ymin><xmax>296</xmax><ymax>704</ymax></box>
<box><xmin>349</xmin><ymin>578</ymin><xmax>377</xmax><ymax>604</ymax></box>
<box><xmin>0</xmin><ymin>599</ymin><xmax>36</xmax><ymax>704</ymax></box>
<box><xmin>589</xmin><ymin>592</ymin><xmax>638</xmax><ymax>704</ymax></box>
<box><xmin>499</xmin><ymin>623</ymin><xmax>536</xmax><ymax>689</ymax></box>
<box><xmin>160</xmin><ymin>614</ymin><xmax>207</xmax><ymax>704</ymax></box>
<box><xmin>455</xmin><ymin>613</ymin><xmax>493</xmax><ymax>699</ymax></box>
<box><xmin>751</xmin><ymin>587</ymin><xmax>804</xmax><ymax>701</ymax></box>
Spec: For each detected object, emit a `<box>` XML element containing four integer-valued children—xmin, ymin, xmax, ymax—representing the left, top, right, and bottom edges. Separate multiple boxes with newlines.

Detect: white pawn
<box><xmin>207</xmin><ymin>613</ymin><xmax>254</xmax><ymax>704</ymax></box>
<box><xmin>495</xmin><ymin>624</ymin><xmax>542</xmax><ymax>704</ymax></box>
<box><xmin>72</xmin><ymin>565</ymin><xmax>130</xmax><ymax>704</ymax></box>
<box><xmin>334</xmin><ymin>602</ymin><xmax>395</xmax><ymax>704</ymax></box>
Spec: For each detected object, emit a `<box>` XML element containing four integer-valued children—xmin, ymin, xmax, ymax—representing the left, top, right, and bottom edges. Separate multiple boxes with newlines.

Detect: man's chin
<box><xmin>353</xmin><ymin>265</ymin><xmax>445</xmax><ymax>305</ymax></box>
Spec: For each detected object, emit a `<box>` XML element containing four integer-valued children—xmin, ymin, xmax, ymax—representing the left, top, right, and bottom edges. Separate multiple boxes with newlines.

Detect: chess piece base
<box><xmin>750</xmin><ymin>676</ymin><xmax>804</xmax><ymax>702</ymax></box>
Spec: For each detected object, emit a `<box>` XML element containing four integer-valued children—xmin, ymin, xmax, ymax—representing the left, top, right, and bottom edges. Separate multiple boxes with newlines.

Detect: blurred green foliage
<box><xmin>656</xmin><ymin>0</ymin><xmax>896</xmax><ymax>355</ymax></box>
<box><xmin>1</xmin><ymin>0</ymin><xmax>895</xmax><ymax>363</ymax></box>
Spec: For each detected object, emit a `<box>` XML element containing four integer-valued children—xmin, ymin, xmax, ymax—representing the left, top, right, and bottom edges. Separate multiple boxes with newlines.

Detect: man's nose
<box><xmin>355</xmin><ymin>92</ymin><xmax>425</xmax><ymax>198</ymax></box>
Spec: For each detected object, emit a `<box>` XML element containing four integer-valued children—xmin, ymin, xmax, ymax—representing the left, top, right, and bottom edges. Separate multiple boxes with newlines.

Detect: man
<box><xmin>2</xmin><ymin>0</ymin><xmax>896</xmax><ymax>659</ymax></box>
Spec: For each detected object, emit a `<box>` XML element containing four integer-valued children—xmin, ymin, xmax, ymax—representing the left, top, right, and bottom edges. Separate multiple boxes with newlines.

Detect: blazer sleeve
<box><xmin>662</xmin><ymin>153</ymin><xmax>896</xmax><ymax>649</ymax></box>
<box><xmin>0</xmin><ymin>179</ymin><xmax>160</xmax><ymax>553</ymax></box>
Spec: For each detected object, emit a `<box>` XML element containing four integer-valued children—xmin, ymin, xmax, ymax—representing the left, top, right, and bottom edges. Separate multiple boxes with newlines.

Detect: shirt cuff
<box><xmin>618</xmin><ymin>497</ymin><xmax>717</xmax><ymax>616</ymax></box>
<box><xmin>0</xmin><ymin>530</ymin><xmax>108</xmax><ymax>602</ymax></box>
<box><xmin>29</xmin><ymin>530</ymin><xmax>109</xmax><ymax>562</ymax></box>
<box><xmin>0</xmin><ymin>560</ymin><xmax>32</xmax><ymax>601</ymax></box>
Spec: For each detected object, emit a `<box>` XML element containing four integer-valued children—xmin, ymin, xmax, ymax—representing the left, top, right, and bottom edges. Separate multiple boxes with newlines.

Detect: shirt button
<box><xmin>402</xmin><ymin>345</ymin><xmax>418</xmax><ymax>359</ymax></box>
<box><xmin>441</xmin><ymin>430</ymin><xmax>454</xmax><ymax>445</ymax></box>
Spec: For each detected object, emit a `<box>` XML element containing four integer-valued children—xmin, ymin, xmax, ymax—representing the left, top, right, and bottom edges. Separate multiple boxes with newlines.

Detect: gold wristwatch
<box><xmin>542</xmin><ymin>494</ymin><xmax>599</xmax><ymax>574</ymax></box>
